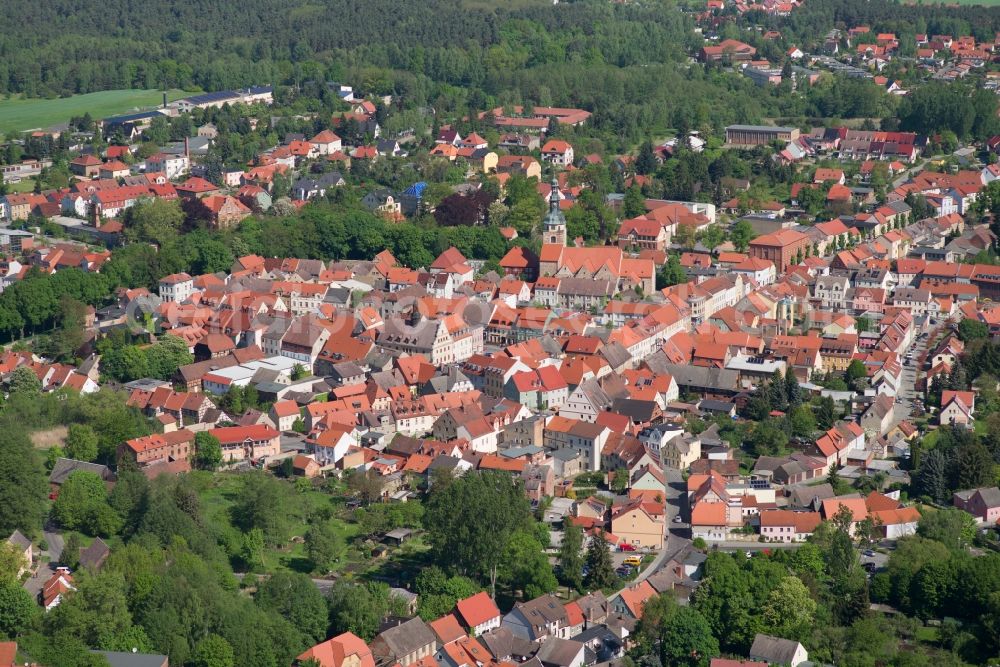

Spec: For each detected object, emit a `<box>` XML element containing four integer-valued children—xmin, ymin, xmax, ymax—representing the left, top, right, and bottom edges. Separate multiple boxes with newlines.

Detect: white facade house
<box><xmin>158</xmin><ymin>273</ymin><xmax>194</xmax><ymax>303</ymax></box>
<box><xmin>145</xmin><ymin>153</ymin><xmax>190</xmax><ymax>180</ymax></box>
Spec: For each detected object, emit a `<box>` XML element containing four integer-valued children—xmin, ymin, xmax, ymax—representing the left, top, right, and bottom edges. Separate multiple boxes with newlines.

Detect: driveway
<box><xmin>861</xmin><ymin>549</ymin><xmax>889</xmax><ymax>571</ymax></box>
<box><xmin>610</xmin><ymin>467</ymin><xmax>685</xmax><ymax>597</ymax></box>
<box><xmin>23</xmin><ymin>523</ymin><xmax>65</xmax><ymax>601</ymax></box>
<box><xmin>280</xmin><ymin>433</ymin><xmax>306</xmax><ymax>453</ymax></box>
<box><xmin>43</xmin><ymin>523</ymin><xmax>64</xmax><ymax>563</ymax></box>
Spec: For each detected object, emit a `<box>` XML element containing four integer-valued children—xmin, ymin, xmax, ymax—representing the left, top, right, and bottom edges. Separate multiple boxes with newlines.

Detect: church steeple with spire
<box><xmin>542</xmin><ymin>173</ymin><xmax>566</xmax><ymax>246</ymax></box>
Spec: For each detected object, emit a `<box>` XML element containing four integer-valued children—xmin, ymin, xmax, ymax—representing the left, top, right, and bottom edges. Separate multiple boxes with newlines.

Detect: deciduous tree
<box><xmin>305</xmin><ymin>520</ymin><xmax>342</xmax><ymax>573</ymax></box>
<box><xmin>65</xmin><ymin>424</ymin><xmax>99</xmax><ymax>462</ymax></box>
<box><xmin>194</xmin><ymin>432</ymin><xmax>223</xmax><ymax>471</ymax></box>
<box><xmin>7</xmin><ymin>367</ymin><xmax>41</xmax><ymax>396</ymax></box>
<box><xmin>424</xmin><ymin>471</ymin><xmax>534</xmax><ymax>596</ymax></box>
<box><xmin>0</xmin><ymin>580</ymin><xmax>38</xmax><ymax>637</ymax></box>
<box><xmin>191</xmin><ymin>634</ymin><xmax>235</xmax><ymax>667</ymax></box>
<box><xmin>255</xmin><ymin>571</ymin><xmax>329</xmax><ymax>643</ymax></box>
<box><xmin>0</xmin><ymin>429</ymin><xmax>48</xmax><ymax>537</ymax></box>
<box><xmin>761</xmin><ymin>576</ymin><xmax>816</xmax><ymax>641</ymax></box>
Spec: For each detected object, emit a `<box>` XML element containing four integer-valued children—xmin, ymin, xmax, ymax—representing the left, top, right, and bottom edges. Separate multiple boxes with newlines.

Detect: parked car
<box><xmin>623</xmin><ymin>555</ymin><xmax>643</xmax><ymax>567</ymax></box>
<box><xmin>619</xmin><ymin>543</ymin><xmax>637</xmax><ymax>552</ymax></box>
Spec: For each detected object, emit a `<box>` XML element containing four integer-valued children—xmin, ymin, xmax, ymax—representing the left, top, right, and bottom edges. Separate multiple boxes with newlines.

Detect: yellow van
<box><xmin>623</xmin><ymin>555</ymin><xmax>642</xmax><ymax>567</ymax></box>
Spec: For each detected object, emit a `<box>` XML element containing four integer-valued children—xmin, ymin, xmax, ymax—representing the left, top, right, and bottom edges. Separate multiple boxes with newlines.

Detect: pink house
<box><xmin>852</xmin><ymin>288</ymin><xmax>885</xmax><ymax>314</ymax></box>
<box><xmin>954</xmin><ymin>487</ymin><xmax>1000</xmax><ymax>525</ymax></box>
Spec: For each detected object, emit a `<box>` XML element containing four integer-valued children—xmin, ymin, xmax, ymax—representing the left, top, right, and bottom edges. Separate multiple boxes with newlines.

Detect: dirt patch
<box><xmin>30</xmin><ymin>426</ymin><xmax>67</xmax><ymax>449</ymax></box>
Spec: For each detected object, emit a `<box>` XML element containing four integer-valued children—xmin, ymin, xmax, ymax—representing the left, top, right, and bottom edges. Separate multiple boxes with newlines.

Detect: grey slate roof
<box><xmin>479</xmin><ymin>626</ymin><xmax>539</xmax><ymax>662</ymax></box>
<box><xmin>92</xmin><ymin>651</ymin><xmax>168</xmax><ymax>667</ymax></box>
<box><xmin>749</xmin><ymin>633</ymin><xmax>804</xmax><ymax>665</ymax></box>
<box><xmin>6</xmin><ymin>529</ymin><xmax>30</xmax><ymax>551</ymax></box>
<box><xmin>373</xmin><ymin>617</ymin><xmax>436</xmax><ymax>661</ymax></box>
<box><xmin>974</xmin><ymin>486</ymin><xmax>1000</xmax><ymax>507</ymax></box>
<box><xmin>660</xmin><ymin>364</ymin><xmax>740</xmax><ymax>393</ymax></box>
<box><xmin>49</xmin><ymin>458</ymin><xmax>114</xmax><ymax>486</ymax></box>
<box><xmin>536</xmin><ymin>637</ymin><xmax>584</xmax><ymax>667</ymax></box>
<box><xmin>79</xmin><ymin>537</ymin><xmax>111</xmax><ymax>571</ymax></box>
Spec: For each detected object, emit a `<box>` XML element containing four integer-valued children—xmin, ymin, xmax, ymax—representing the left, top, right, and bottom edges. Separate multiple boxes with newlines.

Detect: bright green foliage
<box><xmin>638</xmin><ymin>594</ymin><xmax>719</xmax><ymax>667</ymax></box>
<box><xmin>65</xmin><ymin>424</ymin><xmax>99</xmax><ymax>462</ymax></box>
<box><xmin>959</xmin><ymin>318</ymin><xmax>989</xmax><ymax>342</ymax></box>
<box><xmin>195</xmin><ymin>432</ymin><xmax>223</xmax><ymax>471</ymax></box>
<box><xmin>191</xmin><ymin>634</ymin><xmax>236</xmax><ymax>667</ymax></box>
<box><xmin>761</xmin><ymin>577</ymin><xmax>816</xmax><ymax>641</ymax></box>
<box><xmin>499</xmin><ymin>529</ymin><xmax>557</xmax><ymax>600</ymax></box>
<box><xmin>424</xmin><ymin>471</ymin><xmax>536</xmax><ymax>596</ymax></box>
<box><xmin>52</xmin><ymin>471</ymin><xmax>121</xmax><ymax>536</ymax></box>
<box><xmin>329</xmin><ymin>581</ymin><xmax>410</xmax><ymax>641</ymax></box>
<box><xmin>231</xmin><ymin>472</ymin><xmax>290</xmax><ymax>545</ymax></box>
<box><xmin>305</xmin><ymin>521</ymin><xmax>343</xmax><ymax>574</ymax></box>
<box><xmin>0</xmin><ymin>542</ymin><xmax>26</xmax><ymax>585</ymax></box>
<box><xmin>60</xmin><ymin>533</ymin><xmax>82</xmax><ymax>570</ymax></box>
<box><xmin>415</xmin><ymin>566</ymin><xmax>481</xmax><ymax>621</ymax></box>
<box><xmin>8</xmin><ymin>367</ymin><xmax>41</xmax><ymax>396</ymax></box>
<box><xmin>255</xmin><ymin>572</ymin><xmax>329</xmax><ymax>643</ymax></box>
<box><xmin>0</xmin><ymin>580</ymin><xmax>39</xmax><ymax>637</ymax></box>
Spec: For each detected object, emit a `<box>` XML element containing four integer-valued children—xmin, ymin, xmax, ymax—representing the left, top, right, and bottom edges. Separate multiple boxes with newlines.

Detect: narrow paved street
<box><xmin>611</xmin><ymin>467</ymin><xmax>685</xmax><ymax>597</ymax></box>
<box><xmin>892</xmin><ymin>333</ymin><xmax>929</xmax><ymax>428</ymax></box>
<box><xmin>22</xmin><ymin>522</ymin><xmax>65</xmax><ymax>602</ymax></box>
<box><xmin>44</xmin><ymin>523</ymin><xmax>64</xmax><ymax>564</ymax></box>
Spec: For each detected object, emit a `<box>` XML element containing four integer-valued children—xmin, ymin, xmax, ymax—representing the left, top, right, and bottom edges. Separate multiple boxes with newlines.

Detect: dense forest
<box><xmin>5</xmin><ymin>0</ymin><xmax>1000</xmax><ymax>146</ymax></box>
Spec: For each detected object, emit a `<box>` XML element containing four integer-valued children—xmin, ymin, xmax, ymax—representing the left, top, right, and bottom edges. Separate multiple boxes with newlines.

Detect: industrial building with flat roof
<box><xmin>726</xmin><ymin>124</ymin><xmax>800</xmax><ymax>146</ymax></box>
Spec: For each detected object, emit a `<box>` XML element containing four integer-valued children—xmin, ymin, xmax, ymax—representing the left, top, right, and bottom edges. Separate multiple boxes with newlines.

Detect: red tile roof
<box><xmin>455</xmin><ymin>591</ymin><xmax>502</xmax><ymax>629</ymax></box>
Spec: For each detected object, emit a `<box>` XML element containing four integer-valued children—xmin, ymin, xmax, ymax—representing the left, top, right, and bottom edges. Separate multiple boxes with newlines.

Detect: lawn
<box><xmin>194</xmin><ymin>471</ymin><xmax>360</xmax><ymax>575</ymax></box>
<box><xmin>5</xmin><ymin>178</ymin><xmax>38</xmax><ymax>193</ymax></box>
<box><xmin>0</xmin><ymin>89</ymin><xmax>186</xmax><ymax>135</ymax></box>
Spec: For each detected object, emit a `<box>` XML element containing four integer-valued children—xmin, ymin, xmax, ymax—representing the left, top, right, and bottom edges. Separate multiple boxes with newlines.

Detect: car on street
<box><xmin>673</xmin><ymin>515</ymin><xmax>683</xmax><ymax>523</ymax></box>
<box><xmin>619</xmin><ymin>543</ymin><xmax>637</xmax><ymax>551</ymax></box>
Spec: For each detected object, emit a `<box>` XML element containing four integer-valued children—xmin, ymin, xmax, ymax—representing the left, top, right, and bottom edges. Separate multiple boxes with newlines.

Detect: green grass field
<box><xmin>6</xmin><ymin>178</ymin><xmax>37</xmax><ymax>193</ymax></box>
<box><xmin>0</xmin><ymin>89</ymin><xmax>186</xmax><ymax>135</ymax></box>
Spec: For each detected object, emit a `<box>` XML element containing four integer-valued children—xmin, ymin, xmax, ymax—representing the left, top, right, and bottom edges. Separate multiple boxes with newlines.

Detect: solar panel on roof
<box><xmin>183</xmin><ymin>90</ymin><xmax>239</xmax><ymax>105</ymax></box>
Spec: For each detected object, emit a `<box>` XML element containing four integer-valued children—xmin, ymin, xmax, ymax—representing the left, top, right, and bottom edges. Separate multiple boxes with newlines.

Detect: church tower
<box><xmin>542</xmin><ymin>175</ymin><xmax>567</xmax><ymax>246</ymax></box>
